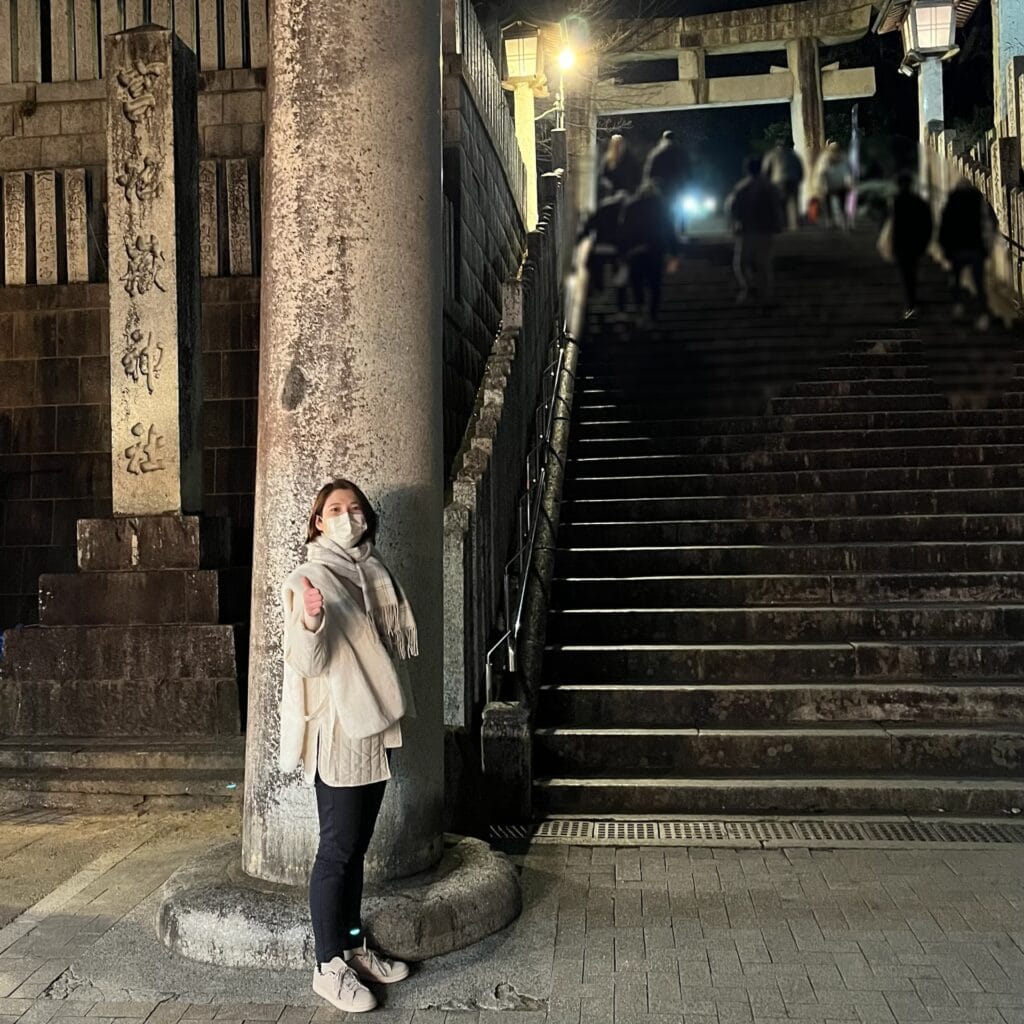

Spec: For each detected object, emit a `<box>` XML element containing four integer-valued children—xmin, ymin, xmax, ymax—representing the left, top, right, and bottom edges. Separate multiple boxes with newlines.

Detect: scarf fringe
<box><xmin>370</xmin><ymin>605</ymin><xmax>419</xmax><ymax>661</ymax></box>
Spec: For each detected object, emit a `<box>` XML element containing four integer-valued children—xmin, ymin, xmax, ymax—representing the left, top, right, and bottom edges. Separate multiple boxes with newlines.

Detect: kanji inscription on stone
<box><xmin>124</xmin><ymin>422</ymin><xmax>167</xmax><ymax>474</ymax></box>
<box><xmin>106</xmin><ymin>27</ymin><xmax>201</xmax><ymax>515</ymax></box>
<box><xmin>121</xmin><ymin>233</ymin><xmax>167</xmax><ymax>296</ymax></box>
<box><xmin>122</xmin><ymin>328</ymin><xmax>164</xmax><ymax>393</ymax></box>
<box><xmin>116</xmin><ymin>156</ymin><xmax>162</xmax><ymax>202</ymax></box>
<box><xmin>117</xmin><ymin>58</ymin><xmax>164</xmax><ymax>124</ymax></box>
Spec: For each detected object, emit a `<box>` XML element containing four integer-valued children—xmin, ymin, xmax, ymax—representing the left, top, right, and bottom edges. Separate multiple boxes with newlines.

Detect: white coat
<box><xmin>278</xmin><ymin>563</ymin><xmax>416</xmax><ymax>787</ymax></box>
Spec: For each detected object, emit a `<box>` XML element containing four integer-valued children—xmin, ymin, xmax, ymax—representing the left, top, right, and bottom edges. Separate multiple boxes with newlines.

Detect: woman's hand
<box><xmin>301</xmin><ymin>576</ymin><xmax>324</xmax><ymax>630</ymax></box>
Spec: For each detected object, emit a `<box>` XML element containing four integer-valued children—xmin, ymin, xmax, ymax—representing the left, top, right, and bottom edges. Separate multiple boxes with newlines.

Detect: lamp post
<box><xmin>502</xmin><ymin>21</ymin><xmax>547</xmax><ymax>230</ymax></box>
<box><xmin>896</xmin><ymin>0</ymin><xmax>959</xmax><ymax>146</ymax></box>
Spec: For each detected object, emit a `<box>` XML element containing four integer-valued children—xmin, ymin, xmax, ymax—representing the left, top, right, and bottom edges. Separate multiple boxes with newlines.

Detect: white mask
<box><xmin>323</xmin><ymin>511</ymin><xmax>366</xmax><ymax>549</ymax></box>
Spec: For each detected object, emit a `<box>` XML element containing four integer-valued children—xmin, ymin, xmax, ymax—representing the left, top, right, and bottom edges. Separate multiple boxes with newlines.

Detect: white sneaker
<box><xmin>312</xmin><ymin>956</ymin><xmax>377</xmax><ymax>1013</ymax></box>
<box><xmin>346</xmin><ymin>939</ymin><xmax>410</xmax><ymax>984</ymax></box>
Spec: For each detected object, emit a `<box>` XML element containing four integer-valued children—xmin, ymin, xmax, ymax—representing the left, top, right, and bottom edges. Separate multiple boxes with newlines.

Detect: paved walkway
<box><xmin>1</xmin><ymin>808</ymin><xmax>1023</xmax><ymax>1023</ymax></box>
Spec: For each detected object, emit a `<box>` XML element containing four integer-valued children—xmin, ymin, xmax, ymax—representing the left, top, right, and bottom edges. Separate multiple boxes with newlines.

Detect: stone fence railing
<box><xmin>444</xmin><ymin>170</ymin><xmax>565</xmax><ymax>733</ymax></box>
<box><xmin>0</xmin><ymin>157</ymin><xmax>261</xmax><ymax>286</ymax></box>
<box><xmin>1</xmin><ymin>1</ymin><xmax>268</xmax><ymax>84</ymax></box>
<box><xmin>443</xmin><ymin>0</ymin><xmax>526</xmax><ymax>221</ymax></box>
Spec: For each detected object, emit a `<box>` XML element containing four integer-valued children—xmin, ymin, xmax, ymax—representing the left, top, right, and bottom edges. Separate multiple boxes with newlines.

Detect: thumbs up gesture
<box><xmin>301</xmin><ymin>576</ymin><xmax>323</xmax><ymax>626</ymax></box>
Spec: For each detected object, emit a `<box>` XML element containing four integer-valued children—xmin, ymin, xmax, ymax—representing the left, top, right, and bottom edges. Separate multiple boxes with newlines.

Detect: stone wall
<box><xmin>0</xmin><ymin>277</ymin><xmax>259</xmax><ymax>629</ymax></box>
<box><xmin>441</xmin><ymin>0</ymin><xmax>528</xmax><ymax>469</ymax></box>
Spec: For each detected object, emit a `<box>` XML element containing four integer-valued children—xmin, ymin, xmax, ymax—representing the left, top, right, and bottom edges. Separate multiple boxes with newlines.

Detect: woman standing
<box><xmin>280</xmin><ymin>479</ymin><xmax>417</xmax><ymax>1013</ymax></box>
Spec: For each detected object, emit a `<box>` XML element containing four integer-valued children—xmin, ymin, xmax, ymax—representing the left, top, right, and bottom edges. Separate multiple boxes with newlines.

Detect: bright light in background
<box><xmin>675</xmin><ymin>192</ymin><xmax>718</xmax><ymax>220</ymax></box>
<box><xmin>558</xmin><ymin>47</ymin><xmax>576</xmax><ymax>71</ymax></box>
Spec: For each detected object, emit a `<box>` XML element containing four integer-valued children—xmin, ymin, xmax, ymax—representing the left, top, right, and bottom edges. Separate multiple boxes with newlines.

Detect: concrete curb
<box><xmin>157</xmin><ymin>834</ymin><xmax>522</xmax><ymax>968</ymax></box>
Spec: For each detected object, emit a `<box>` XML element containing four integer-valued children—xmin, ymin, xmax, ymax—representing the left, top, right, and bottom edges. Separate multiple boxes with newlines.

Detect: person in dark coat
<box><xmin>618</xmin><ymin>182</ymin><xmax>679</xmax><ymax>324</ymax></box>
<box><xmin>579</xmin><ymin>189</ymin><xmax>628</xmax><ymax>294</ymax></box>
<box><xmin>643</xmin><ymin>131</ymin><xmax>691</xmax><ymax>200</ymax></box>
<box><xmin>725</xmin><ymin>159</ymin><xmax>785</xmax><ymax>307</ymax></box>
<box><xmin>939</xmin><ymin>178</ymin><xmax>998</xmax><ymax>330</ymax></box>
<box><xmin>599</xmin><ymin>134</ymin><xmax>642</xmax><ymax>197</ymax></box>
<box><xmin>890</xmin><ymin>172</ymin><xmax>933</xmax><ymax>321</ymax></box>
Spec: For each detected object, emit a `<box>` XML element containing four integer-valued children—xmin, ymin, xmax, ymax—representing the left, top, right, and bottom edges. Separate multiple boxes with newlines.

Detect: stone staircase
<box><xmin>534</xmin><ymin>230</ymin><xmax>1024</xmax><ymax>817</ymax></box>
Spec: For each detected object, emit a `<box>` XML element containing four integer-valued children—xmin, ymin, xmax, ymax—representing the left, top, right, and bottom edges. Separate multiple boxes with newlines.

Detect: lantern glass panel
<box><xmin>505</xmin><ymin>35</ymin><xmax>539</xmax><ymax>78</ymax></box>
<box><xmin>912</xmin><ymin>2</ymin><xmax>955</xmax><ymax>51</ymax></box>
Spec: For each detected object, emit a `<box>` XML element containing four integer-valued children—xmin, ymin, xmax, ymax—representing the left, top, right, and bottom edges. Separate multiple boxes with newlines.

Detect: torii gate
<box><xmin>567</xmin><ymin>0</ymin><xmax>878</xmax><ymax>213</ymax></box>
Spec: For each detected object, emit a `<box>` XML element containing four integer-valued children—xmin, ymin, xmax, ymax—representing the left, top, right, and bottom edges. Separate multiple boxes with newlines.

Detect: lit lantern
<box><xmin>502</xmin><ymin>21</ymin><xmax>541</xmax><ymax>82</ymax></box>
<box><xmin>901</xmin><ymin>0</ymin><xmax>957</xmax><ymax>60</ymax></box>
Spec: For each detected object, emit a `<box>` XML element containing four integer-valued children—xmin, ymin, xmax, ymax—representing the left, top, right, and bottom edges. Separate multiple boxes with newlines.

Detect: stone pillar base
<box><xmin>157</xmin><ymin>836</ymin><xmax>522</xmax><ymax>967</ymax></box>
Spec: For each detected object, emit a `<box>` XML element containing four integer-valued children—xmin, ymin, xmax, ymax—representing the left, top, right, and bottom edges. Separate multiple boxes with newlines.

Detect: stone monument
<box><xmin>157</xmin><ymin>0</ymin><xmax>520</xmax><ymax>967</ymax></box>
<box><xmin>0</xmin><ymin>26</ymin><xmax>239</xmax><ymax>742</ymax></box>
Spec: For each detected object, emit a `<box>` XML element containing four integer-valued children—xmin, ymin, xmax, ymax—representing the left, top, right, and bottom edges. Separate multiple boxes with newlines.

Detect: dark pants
<box><xmin>310</xmin><ymin>771</ymin><xmax>388</xmax><ymax>964</ymax></box>
<box><xmin>897</xmin><ymin>253</ymin><xmax>921</xmax><ymax>308</ymax></box>
<box><xmin>628</xmin><ymin>251</ymin><xmax>664</xmax><ymax>320</ymax></box>
<box><xmin>950</xmin><ymin>251</ymin><xmax>987</xmax><ymax>312</ymax></box>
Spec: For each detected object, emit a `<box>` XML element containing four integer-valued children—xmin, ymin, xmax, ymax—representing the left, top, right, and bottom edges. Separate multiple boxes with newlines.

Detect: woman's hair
<box><xmin>306</xmin><ymin>478</ymin><xmax>379</xmax><ymax>545</ymax></box>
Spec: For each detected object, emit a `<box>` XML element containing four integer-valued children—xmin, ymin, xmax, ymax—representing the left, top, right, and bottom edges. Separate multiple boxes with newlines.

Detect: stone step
<box><xmin>569</xmin><ymin>425</ymin><xmax>1024</xmax><ymax>458</ymax></box>
<box><xmin>533</xmin><ymin>725</ymin><xmax>1024</xmax><ymax>777</ymax></box>
<box><xmin>38</xmin><ymin>570</ymin><xmax>220</xmax><ymax>626</ymax></box>
<box><xmin>571</xmin><ymin>408</ymin><xmax>1024</xmax><ymax>437</ymax></box>
<box><xmin>1</xmin><ymin>623</ymin><xmax>237</xmax><ymax>679</ymax></box>
<box><xmin>543</xmin><ymin>641</ymin><xmax>1024</xmax><ymax>683</ymax></box>
<box><xmin>550</xmin><ymin>572</ymin><xmax>1024</xmax><ymax>609</ymax></box>
<box><xmin>0</xmin><ymin>767</ymin><xmax>244</xmax><ymax>813</ymax></box>
<box><xmin>555</xmin><ymin>541</ymin><xmax>1024</xmax><ymax>576</ymax></box>
<box><xmin>558</xmin><ymin>513</ymin><xmax>1024</xmax><ymax>548</ymax></box>
<box><xmin>532</xmin><ymin>776</ymin><xmax>1024</xmax><ymax>817</ymax></box>
<box><xmin>567</xmin><ymin>444</ymin><xmax>1024</xmax><ymax>477</ymax></box>
<box><xmin>535</xmin><ymin>682</ymin><xmax>1024</xmax><ymax>727</ymax></box>
<box><xmin>0</xmin><ymin>736</ymin><xmax>246</xmax><ymax>771</ymax></box>
<box><xmin>546</xmin><ymin>605</ymin><xmax>1024</xmax><ymax>645</ymax></box>
<box><xmin>577</xmin><ymin>393</ymin><xmax>1022</xmax><ymax>419</ymax></box>
<box><xmin>561</xmin><ymin>488</ymin><xmax>1024</xmax><ymax>522</ymax></box>
<box><xmin>564</xmin><ymin>464</ymin><xmax>1024</xmax><ymax>499</ymax></box>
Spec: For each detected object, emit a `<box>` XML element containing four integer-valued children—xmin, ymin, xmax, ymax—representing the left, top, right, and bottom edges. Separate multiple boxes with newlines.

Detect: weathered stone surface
<box><xmin>0</xmin><ymin>623</ymin><xmax>237</xmax><ymax>680</ymax></box>
<box><xmin>0</xmin><ymin>673</ymin><xmax>240</xmax><ymax>736</ymax></box>
<box><xmin>158</xmin><ymin>836</ymin><xmax>521</xmax><ymax>967</ymax></box>
<box><xmin>64</xmin><ymin>167</ymin><xmax>91</xmax><ymax>282</ymax></box>
<box><xmin>198</xmin><ymin>160</ymin><xmax>219</xmax><ymax>276</ymax></box>
<box><xmin>3</xmin><ymin>171</ymin><xmax>26</xmax><ymax>285</ymax></box>
<box><xmin>106</xmin><ymin>27</ymin><xmax>201</xmax><ymax>516</ymax></box>
<box><xmin>225</xmin><ymin>158</ymin><xmax>252</xmax><ymax>275</ymax></box>
<box><xmin>33</xmin><ymin>170</ymin><xmax>58</xmax><ymax>285</ymax></box>
<box><xmin>38</xmin><ymin>569</ymin><xmax>219</xmax><ymax>625</ymax></box>
<box><xmin>77</xmin><ymin>514</ymin><xmax>231</xmax><ymax>571</ymax></box>
<box><xmin>242</xmin><ymin>0</ymin><xmax>443</xmax><ymax>887</ymax></box>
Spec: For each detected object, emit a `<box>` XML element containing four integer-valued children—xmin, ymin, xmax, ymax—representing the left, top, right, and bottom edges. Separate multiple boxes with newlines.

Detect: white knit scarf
<box><xmin>306</xmin><ymin>535</ymin><xmax>419</xmax><ymax>660</ymax></box>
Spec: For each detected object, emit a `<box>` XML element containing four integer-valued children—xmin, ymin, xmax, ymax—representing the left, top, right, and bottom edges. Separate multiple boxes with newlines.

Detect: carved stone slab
<box><xmin>34</xmin><ymin>170</ymin><xmax>58</xmax><ymax>285</ymax></box>
<box><xmin>226</xmin><ymin>158</ymin><xmax>252</xmax><ymax>276</ymax></box>
<box><xmin>50</xmin><ymin>0</ymin><xmax>73</xmax><ymax>82</ymax></box>
<box><xmin>198</xmin><ymin>0</ymin><xmax>218</xmax><ymax>71</ymax></box>
<box><xmin>106</xmin><ymin>27</ymin><xmax>201</xmax><ymax>516</ymax></box>
<box><xmin>64</xmin><ymin>167</ymin><xmax>90</xmax><ymax>283</ymax></box>
<box><xmin>173</xmin><ymin>0</ymin><xmax>197</xmax><ymax>49</ymax></box>
<box><xmin>74</xmin><ymin>0</ymin><xmax>99</xmax><ymax>79</ymax></box>
<box><xmin>198</xmin><ymin>159</ymin><xmax>220</xmax><ymax>277</ymax></box>
<box><xmin>3</xmin><ymin>173</ymin><xmax>27</xmax><ymax>286</ymax></box>
<box><xmin>223</xmin><ymin>0</ymin><xmax>244</xmax><ymax>69</ymax></box>
<box><xmin>249</xmin><ymin>0</ymin><xmax>268</xmax><ymax>68</ymax></box>
<box><xmin>0</xmin><ymin>3</ymin><xmax>11</xmax><ymax>83</ymax></box>
<box><xmin>16</xmin><ymin>0</ymin><xmax>40</xmax><ymax>82</ymax></box>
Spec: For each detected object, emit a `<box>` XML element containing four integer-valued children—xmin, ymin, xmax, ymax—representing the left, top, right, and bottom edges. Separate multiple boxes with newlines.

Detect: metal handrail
<box><xmin>484</xmin><ymin>332</ymin><xmax>567</xmax><ymax>704</ymax></box>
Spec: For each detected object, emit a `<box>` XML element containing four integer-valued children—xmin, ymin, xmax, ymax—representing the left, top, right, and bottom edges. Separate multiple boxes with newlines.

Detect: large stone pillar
<box><xmin>787</xmin><ymin>37</ymin><xmax>825</xmax><ymax>195</ymax></box>
<box><xmin>242</xmin><ymin>0</ymin><xmax>444</xmax><ymax>886</ymax></box>
<box><xmin>106</xmin><ymin>26</ymin><xmax>201</xmax><ymax>515</ymax></box>
<box><xmin>512</xmin><ymin>80</ymin><xmax>541</xmax><ymax>230</ymax></box>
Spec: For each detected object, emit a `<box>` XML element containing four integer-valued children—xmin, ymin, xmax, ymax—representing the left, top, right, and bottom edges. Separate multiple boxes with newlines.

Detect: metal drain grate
<box><xmin>491</xmin><ymin>818</ymin><xmax>1024</xmax><ymax>847</ymax></box>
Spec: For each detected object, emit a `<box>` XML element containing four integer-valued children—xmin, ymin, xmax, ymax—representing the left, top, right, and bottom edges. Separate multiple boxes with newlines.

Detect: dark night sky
<box><xmin>478</xmin><ymin>0</ymin><xmax>995</xmax><ymax>196</ymax></box>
